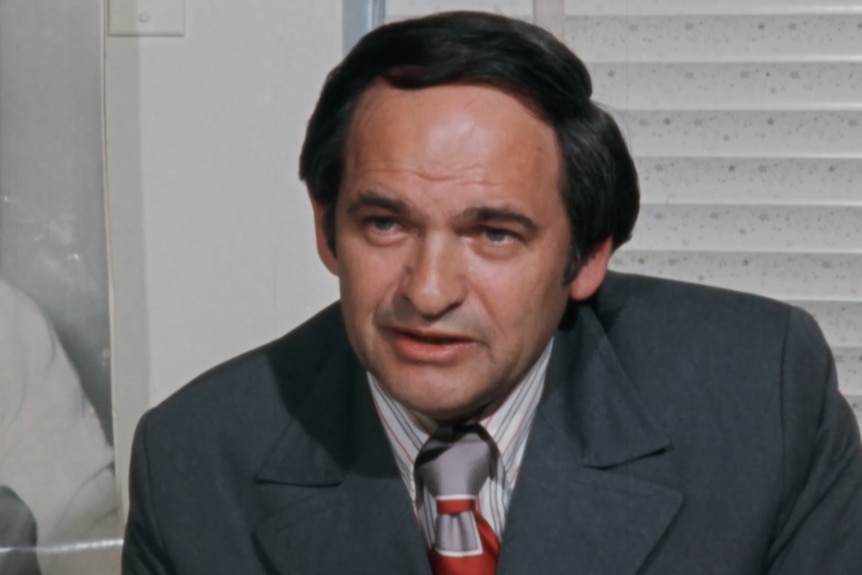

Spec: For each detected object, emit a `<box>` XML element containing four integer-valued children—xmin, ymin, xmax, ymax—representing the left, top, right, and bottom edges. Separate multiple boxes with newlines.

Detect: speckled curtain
<box><xmin>386</xmin><ymin>0</ymin><xmax>862</xmax><ymax>428</ymax></box>
<box><xmin>563</xmin><ymin>0</ymin><xmax>862</xmax><ymax>427</ymax></box>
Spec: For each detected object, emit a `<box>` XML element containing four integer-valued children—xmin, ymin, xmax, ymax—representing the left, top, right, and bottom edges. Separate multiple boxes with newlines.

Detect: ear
<box><xmin>568</xmin><ymin>237</ymin><xmax>613</xmax><ymax>301</ymax></box>
<box><xmin>310</xmin><ymin>199</ymin><xmax>339</xmax><ymax>276</ymax></box>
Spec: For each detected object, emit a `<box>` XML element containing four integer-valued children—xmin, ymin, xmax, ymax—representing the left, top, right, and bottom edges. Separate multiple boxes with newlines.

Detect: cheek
<box><xmin>469</xmin><ymin>245</ymin><xmax>571</xmax><ymax>333</ymax></box>
<box><xmin>469</xmin><ymin>259</ymin><xmax>569</xmax><ymax>330</ymax></box>
<box><xmin>336</xmin><ymin>242</ymin><xmax>403</xmax><ymax>312</ymax></box>
<box><xmin>468</xmin><ymin>246</ymin><xmax>569</xmax><ymax>298</ymax></box>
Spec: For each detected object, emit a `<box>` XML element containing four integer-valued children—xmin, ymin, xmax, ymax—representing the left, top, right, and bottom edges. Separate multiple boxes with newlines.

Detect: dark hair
<box><xmin>299</xmin><ymin>11</ymin><xmax>639</xmax><ymax>281</ymax></box>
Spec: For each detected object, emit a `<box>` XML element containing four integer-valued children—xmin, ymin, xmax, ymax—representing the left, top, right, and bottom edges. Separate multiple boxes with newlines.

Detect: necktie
<box><xmin>415</xmin><ymin>423</ymin><xmax>500</xmax><ymax>575</ymax></box>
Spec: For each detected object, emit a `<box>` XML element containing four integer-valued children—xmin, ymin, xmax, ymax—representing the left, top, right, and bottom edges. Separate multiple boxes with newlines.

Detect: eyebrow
<box><xmin>463</xmin><ymin>206</ymin><xmax>539</xmax><ymax>235</ymax></box>
<box><xmin>344</xmin><ymin>190</ymin><xmax>408</xmax><ymax>216</ymax></box>
<box><xmin>344</xmin><ymin>191</ymin><xmax>540</xmax><ymax>235</ymax></box>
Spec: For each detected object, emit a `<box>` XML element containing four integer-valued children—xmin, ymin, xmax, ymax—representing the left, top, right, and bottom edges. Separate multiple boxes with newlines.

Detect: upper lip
<box><xmin>388</xmin><ymin>326</ymin><xmax>474</xmax><ymax>342</ymax></box>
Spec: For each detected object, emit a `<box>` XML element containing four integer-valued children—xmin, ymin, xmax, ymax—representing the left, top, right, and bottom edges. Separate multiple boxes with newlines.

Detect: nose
<box><xmin>399</xmin><ymin>234</ymin><xmax>467</xmax><ymax>320</ymax></box>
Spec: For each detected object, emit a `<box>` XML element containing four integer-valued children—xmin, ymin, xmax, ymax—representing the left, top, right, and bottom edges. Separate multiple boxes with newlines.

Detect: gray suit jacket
<box><xmin>122</xmin><ymin>273</ymin><xmax>862</xmax><ymax>574</ymax></box>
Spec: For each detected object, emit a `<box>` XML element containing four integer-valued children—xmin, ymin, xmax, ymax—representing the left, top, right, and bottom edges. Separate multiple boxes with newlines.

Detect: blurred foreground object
<box><xmin>0</xmin><ymin>279</ymin><xmax>119</xmax><ymax>575</ymax></box>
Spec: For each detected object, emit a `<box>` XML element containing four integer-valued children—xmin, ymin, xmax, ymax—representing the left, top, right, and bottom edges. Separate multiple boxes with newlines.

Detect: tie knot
<box><xmin>415</xmin><ymin>423</ymin><xmax>495</xmax><ymax>500</ymax></box>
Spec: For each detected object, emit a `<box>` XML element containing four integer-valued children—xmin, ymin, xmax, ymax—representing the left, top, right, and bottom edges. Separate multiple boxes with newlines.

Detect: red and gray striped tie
<box><xmin>415</xmin><ymin>423</ymin><xmax>500</xmax><ymax>575</ymax></box>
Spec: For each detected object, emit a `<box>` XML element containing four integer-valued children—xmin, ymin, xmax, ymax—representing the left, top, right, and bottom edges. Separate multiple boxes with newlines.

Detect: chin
<box><xmin>388</xmin><ymin>380</ymin><xmax>493</xmax><ymax>423</ymax></box>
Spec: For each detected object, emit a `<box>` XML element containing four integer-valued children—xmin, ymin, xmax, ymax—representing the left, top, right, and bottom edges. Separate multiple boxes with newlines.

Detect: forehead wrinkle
<box><xmin>351</xmin><ymin>159</ymin><xmax>504</xmax><ymax>189</ymax></box>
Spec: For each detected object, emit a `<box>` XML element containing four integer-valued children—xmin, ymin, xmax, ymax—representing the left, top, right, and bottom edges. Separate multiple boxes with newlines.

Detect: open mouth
<box><xmin>394</xmin><ymin>329</ymin><xmax>471</xmax><ymax>345</ymax></box>
<box><xmin>387</xmin><ymin>328</ymin><xmax>475</xmax><ymax>363</ymax></box>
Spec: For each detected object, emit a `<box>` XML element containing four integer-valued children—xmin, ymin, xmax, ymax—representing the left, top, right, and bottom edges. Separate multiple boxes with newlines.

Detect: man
<box><xmin>122</xmin><ymin>11</ymin><xmax>862</xmax><ymax>574</ymax></box>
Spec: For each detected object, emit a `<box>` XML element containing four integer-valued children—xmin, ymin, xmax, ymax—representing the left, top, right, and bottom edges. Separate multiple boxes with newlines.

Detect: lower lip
<box><xmin>387</xmin><ymin>331</ymin><xmax>475</xmax><ymax>364</ymax></box>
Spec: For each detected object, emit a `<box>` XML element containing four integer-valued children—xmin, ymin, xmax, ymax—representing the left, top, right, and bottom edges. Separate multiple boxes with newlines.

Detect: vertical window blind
<box><xmin>384</xmin><ymin>0</ymin><xmax>862</xmax><ymax>425</ymax></box>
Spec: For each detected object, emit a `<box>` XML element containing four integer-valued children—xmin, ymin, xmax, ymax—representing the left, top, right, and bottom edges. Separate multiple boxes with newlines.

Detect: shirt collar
<box><xmin>368</xmin><ymin>339</ymin><xmax>554</xmax><ymax>491</ymax></box>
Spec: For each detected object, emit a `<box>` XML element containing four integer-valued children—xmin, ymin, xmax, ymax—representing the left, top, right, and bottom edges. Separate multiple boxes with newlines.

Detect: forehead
<box><xmin>343</xmin><ymin>83</ymin><xmax>561</xmax><ymax>207</ymax></box>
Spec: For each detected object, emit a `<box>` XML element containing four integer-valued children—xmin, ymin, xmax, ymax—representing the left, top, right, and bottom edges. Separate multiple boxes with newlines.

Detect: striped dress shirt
<box><xmin>367</xmin><ymin>339</ymin><xmax>553</xmax><ymax>547</ymax></box>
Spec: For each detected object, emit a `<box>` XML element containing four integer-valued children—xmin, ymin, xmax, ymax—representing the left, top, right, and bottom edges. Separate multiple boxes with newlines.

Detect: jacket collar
<box><xmin>542</xmin><ymin>297</ymin><xmax>670</xmax><ymax>468</ymax></box>
<box><xmin>253</xmin><ymin>332</ymin><xmax>431</xmax><ymax>574</ymax></box>
<box><xmin>497</xmin><ymin>296</ymin><xmax>683</xmax><ymax>575</ymax></box>
<box><xmin>253</xmin><ymin>288</ymin><xmax>682</xmax><ymax>574</ymax></box>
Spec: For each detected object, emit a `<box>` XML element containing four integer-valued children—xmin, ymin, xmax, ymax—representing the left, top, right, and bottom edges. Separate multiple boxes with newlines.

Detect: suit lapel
<box><xmin>251</xmin><ymin>286</ymin><xmax>682</xmax><ymax>574</ymax></box>
<box><xmin>498</xmin><ymin>302</ymin><xmax>683</xmax><ymax>575</ymax></box>
<box><xmin>252</xmin><ymin>336</ymin><xmax>431</xmax><ymax>575</ymax></box>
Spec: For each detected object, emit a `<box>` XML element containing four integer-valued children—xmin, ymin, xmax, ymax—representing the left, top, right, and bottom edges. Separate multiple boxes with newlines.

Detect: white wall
<box><xmin>105</xmin><ymin>0</ymin><xmax>342</xmax><ymax>510</ymax></box>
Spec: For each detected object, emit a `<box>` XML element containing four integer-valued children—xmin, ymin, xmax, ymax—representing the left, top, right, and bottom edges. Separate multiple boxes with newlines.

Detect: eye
<box><xmin>481</xmin><ymin>227</ymin><xmax>516</xmax><ymax>244</ymax></box>
<box><xmin>366</xmin><ymin>216</ymin><xmax>399</xmax><ymax>233</ymax></box>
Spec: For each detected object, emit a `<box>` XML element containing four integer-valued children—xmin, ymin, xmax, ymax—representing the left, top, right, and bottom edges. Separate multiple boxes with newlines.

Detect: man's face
<box><xmin>313</xmin><ymin>83</ymin><xmax>605</xmax><ymax>422</ymax></box>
